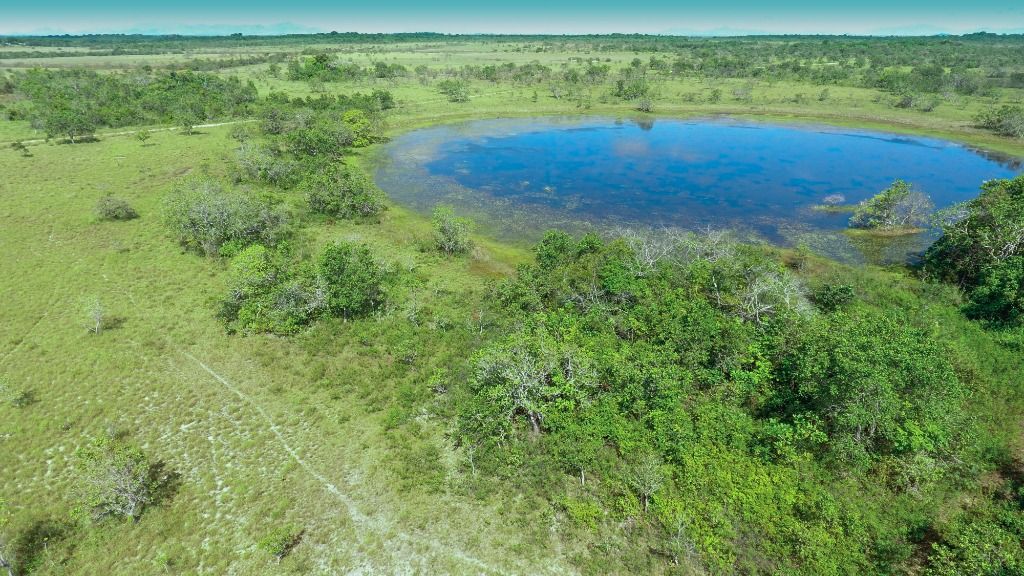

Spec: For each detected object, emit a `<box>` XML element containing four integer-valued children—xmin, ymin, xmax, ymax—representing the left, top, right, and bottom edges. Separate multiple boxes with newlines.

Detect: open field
<box><xmin>2</xmin><ymin>34</ymin><xmax>1024</xmax><ymax>575</ymax></box>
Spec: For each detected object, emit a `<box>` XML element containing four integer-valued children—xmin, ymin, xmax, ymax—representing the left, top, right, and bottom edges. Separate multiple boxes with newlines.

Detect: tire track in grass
<box><xmin>182</xmin><ymin>351</ymin><xmax>504</xmax><ymax>575</ymax></box>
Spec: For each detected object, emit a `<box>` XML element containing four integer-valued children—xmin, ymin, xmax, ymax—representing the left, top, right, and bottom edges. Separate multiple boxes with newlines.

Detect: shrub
<box><xmin>218</xmin><ymin>244</ymin><xmax>327</xmax><ymax>334</ymax></box>
<box><xmin>74</xmin><ymin>436</ymin><xmax>155</xmax><ymax>522</ymax></box>
<box><xmin>94</xmin><ymin>196</ymin><xmax>138</xmax><ymax>221</ymax></box>
<box><xmin>257</xmin><ymin>525</ymin><xmax>302</xmax><ymax>562</ymax></box>
<box><xmin>975</xmin><ymin>105</ymin><xmax>1024</xmax><ymax>139</ymax></box>
<box><xmin>437</xmin><ymin>79</ymin><xmax>469</xmax><ymax>103</ymax></box>
<box><xmin>431</xmin><ymin>205</ymin><xmax>473</xmax><ymax>255</ymax></box>
<box><xmin>812</xmin><ymin>283</ymin><xmax>856</xmax><ymax>312</ymax></box>
<box><xmin>303</xmin><ymin>164</ymin><xmax>383</xmax><ymax>218</ymax></box>
<box><xmin>286</xmin><ymin>122</ymin><xmax>353</xmax><ymax>158</ymax></box>
<box><xmin>162</xmin><ymin>177</ymin><xmax>288</xmax><ymax>256</ymax></box>
<box><xmin>849</xmin><ymin>179</ymin><xmax>933</xmax><ymax>230</ymax></box>
<box><xmin>317</xmin><ymin>241</ymin><xmax>386</xmax><ymax>319</ymax></box>
<box><xmin>235</xmin><ymin>142</ymin><xmax>301</xmax><ymax>187</ymax></box>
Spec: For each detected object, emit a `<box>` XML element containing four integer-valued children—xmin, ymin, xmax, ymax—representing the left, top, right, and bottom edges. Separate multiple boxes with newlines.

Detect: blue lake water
<box><xmin>374</xmin><ymin>116</ymin><xmax>1022</xmax><ymax>261</ymax></box>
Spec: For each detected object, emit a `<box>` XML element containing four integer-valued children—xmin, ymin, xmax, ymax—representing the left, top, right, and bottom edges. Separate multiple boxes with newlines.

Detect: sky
<box><xmin>2</xmin><ymin>0</ymin><xmax>1023</xmax><ymax>36</ymax></box>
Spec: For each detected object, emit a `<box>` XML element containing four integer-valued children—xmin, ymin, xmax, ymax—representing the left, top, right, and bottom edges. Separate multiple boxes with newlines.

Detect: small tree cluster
<box><xmin>302</xmin><ymin>164</ymin><xmax>383</xmax><ymax>219</ymax></box>
<box><xmin>162</xmin><ymin>177</ymin><xmax>288</xmax><ymax>256</ymax></box>
<box><xmin>219</xmin><ymin>241</ymin><xmax>386</xmax><ymax>334</ymax></box>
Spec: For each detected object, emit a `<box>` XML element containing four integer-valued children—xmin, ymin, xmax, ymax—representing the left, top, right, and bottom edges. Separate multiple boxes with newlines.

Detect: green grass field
<box><xmin>3</xmin><ymin>37</ymin><xmax>1024</xmax><ymax>575</ymax></box>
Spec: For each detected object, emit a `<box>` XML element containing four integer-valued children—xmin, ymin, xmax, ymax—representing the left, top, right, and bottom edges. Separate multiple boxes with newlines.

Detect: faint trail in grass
<box><xmin>182</xmin><ymin>351</ymin><xmax>505</xmax><ymax>575</ymax></box>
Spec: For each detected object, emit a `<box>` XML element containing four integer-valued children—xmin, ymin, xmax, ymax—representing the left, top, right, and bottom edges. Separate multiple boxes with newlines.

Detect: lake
<box><xmin>373</xmin><ymin>116</ymin><xmax>1023</xmax><ymax>262</ymax></box>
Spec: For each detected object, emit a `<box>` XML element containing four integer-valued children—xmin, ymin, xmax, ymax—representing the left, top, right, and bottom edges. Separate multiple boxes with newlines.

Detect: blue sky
<box><xmin>3</xmin><ymin>0</ymin><xmax>1023</xmax><ymax>36</ymax></box>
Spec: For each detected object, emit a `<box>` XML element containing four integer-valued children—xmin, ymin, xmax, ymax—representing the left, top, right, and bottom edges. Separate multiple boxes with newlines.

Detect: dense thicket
<box><xmin>925</xmin><ymin>174</ymin><xmax>1024</xmax><ymax>324</ymax></box>
<box><xmin>7</xmin><ymin>68</ymin><xmax>257</xmax><ymax>139</ymax></box>
<box><xmin>451</xmin><ymin>228</ymin><xmax>1018</xmax><ymax>574</ymax></box>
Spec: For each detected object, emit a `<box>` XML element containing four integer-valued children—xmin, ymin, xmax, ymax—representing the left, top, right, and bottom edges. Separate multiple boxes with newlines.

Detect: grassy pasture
<box><xmin>1</xmin><ymin>37</ymin><xmax>1024</xmax><ymax>574</ymax></box>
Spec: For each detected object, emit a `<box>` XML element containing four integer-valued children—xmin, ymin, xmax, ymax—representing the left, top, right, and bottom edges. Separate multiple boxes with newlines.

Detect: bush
<box><xmin>437</xmin><ymin>79</ymin><xmax>469</xmax><ymax>103</ymax></box>
<box><xmin>94</xmin><ymin>196</ymin><xmax>138</xmax><ymax>221</ymax></box>
<box><xmin>73</xmin><ymin>436</ymin><xmax>155</xmax><ymax>522</ymax></box>
<box><xmin>235</xmin><ymin>142</ymin><xmax>301</xmax><ymax>187</ymax></box>
<box><xmin>812</xmin><ymin>283</ymin><xmax>855</xmax><ymax>312</ymax></box>
<box><xmin>849</xmin><ymin>180</ymin><xmax>933</xmax><ymax>230</ymax></box>
<box><xmin>257</xmin><ymin>525</ymin><xmax>302</xmax><ymax>562</ymax></box>
<box><xmin>975</xmin><ymin>105</ymin><xmax>1024</xmax><ymax>139</ymax></box>
<box><xmin>302</xmin><ymin>164</ymin><xmax>383</xmax><ymax>218</ymax></box>
<box><xmin>431</xmin><ymin>205</ymin><xmax>473</xmax><ymax>255</ymax></box>
<box><xmin>162</xmin><ymin>177</ymin><xmax>288</xmax><ymax>256</ymax></box>
<box><xmin>219</xmin><ymin>241</ymin><xmax>385</xmax><ymax>333</ymax></box>
<box><xmin>317</xmin><ymin>241</ymin><xmax>386</xmax><ymax>319</ymax></box>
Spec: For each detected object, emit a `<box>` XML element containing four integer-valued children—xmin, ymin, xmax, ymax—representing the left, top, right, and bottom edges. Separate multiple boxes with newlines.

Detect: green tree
<box><xmin>317</xmin><ymin>242</ymin><xmax>386</xmax><ymax>320</ymax></box>
<box><xmin>302</xmin><ymin>164</ymin><xmax>382</xmax><ymax>218</ymax></box>
<box><xmin>162</xmin><ymin>177</ymin><xmax>288</xmax><ymax>256</ymax></box>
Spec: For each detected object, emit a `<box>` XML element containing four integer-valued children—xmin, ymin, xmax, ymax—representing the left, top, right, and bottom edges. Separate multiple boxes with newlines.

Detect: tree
<box><xmin>174</xmin><ymin>99</ymin><xmax>205</xmax><ymax>135</ymax></box>
<box><xmin>317</xmin><ymin>242</ymin><xmax>386</xmax><ymax>320</ymax></box>
<box><xmin>302</xmin><ymin>164</ymin><xmax>383</xmax><ymax>218</ymax></box>
<box><xmin>431</xmin><ymin>205</ymin><xmax>473</xmax><ymax>255</ymax></box>
<box><xmin>849</xmin><ymin>180</ymin><xmax>933</xmax><ymax>230</ymax></box>
<box><xmin>777</xmin><ymin>310</ymin><xmax>965</xmax><ymax>464</ymax></box>
<box><xmin>85</xmin><ymin>296</ymin><xmax>105</xmax><ymax>334</ymax></box>
<box><xmin>40</xmin><ymin>101</ymin><xmax>99</xmax><ymax>143</ymax></box>
<box><xmin>467</xmin><ymin>328</ymin><xmax>593</xmax><ymax>438</ymax></box>
<box><xmin>627</xmin><ymin>452</ymin><xmax>665</xmax><ymax>513</ymax></box>
<box><xmin>74</xmin><ymin>436</ymin><xmax>154</xmax><ymax>522</ymax></box>
<box><xmin>925</xmin><ymin>175</ymin><xmax>1024</xmax><ymax>287</ymax></box>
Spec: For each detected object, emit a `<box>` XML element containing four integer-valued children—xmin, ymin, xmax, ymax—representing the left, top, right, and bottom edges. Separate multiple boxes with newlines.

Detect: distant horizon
<box><xmin>3</xmin><ymin>26</ymin><xmax>1024</xmax><ymax>38</ymax></box>
<box><xmin>3</xmin><ymin>1</ymin><xmax>1023</xmax><ymax>37</ymax></box>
